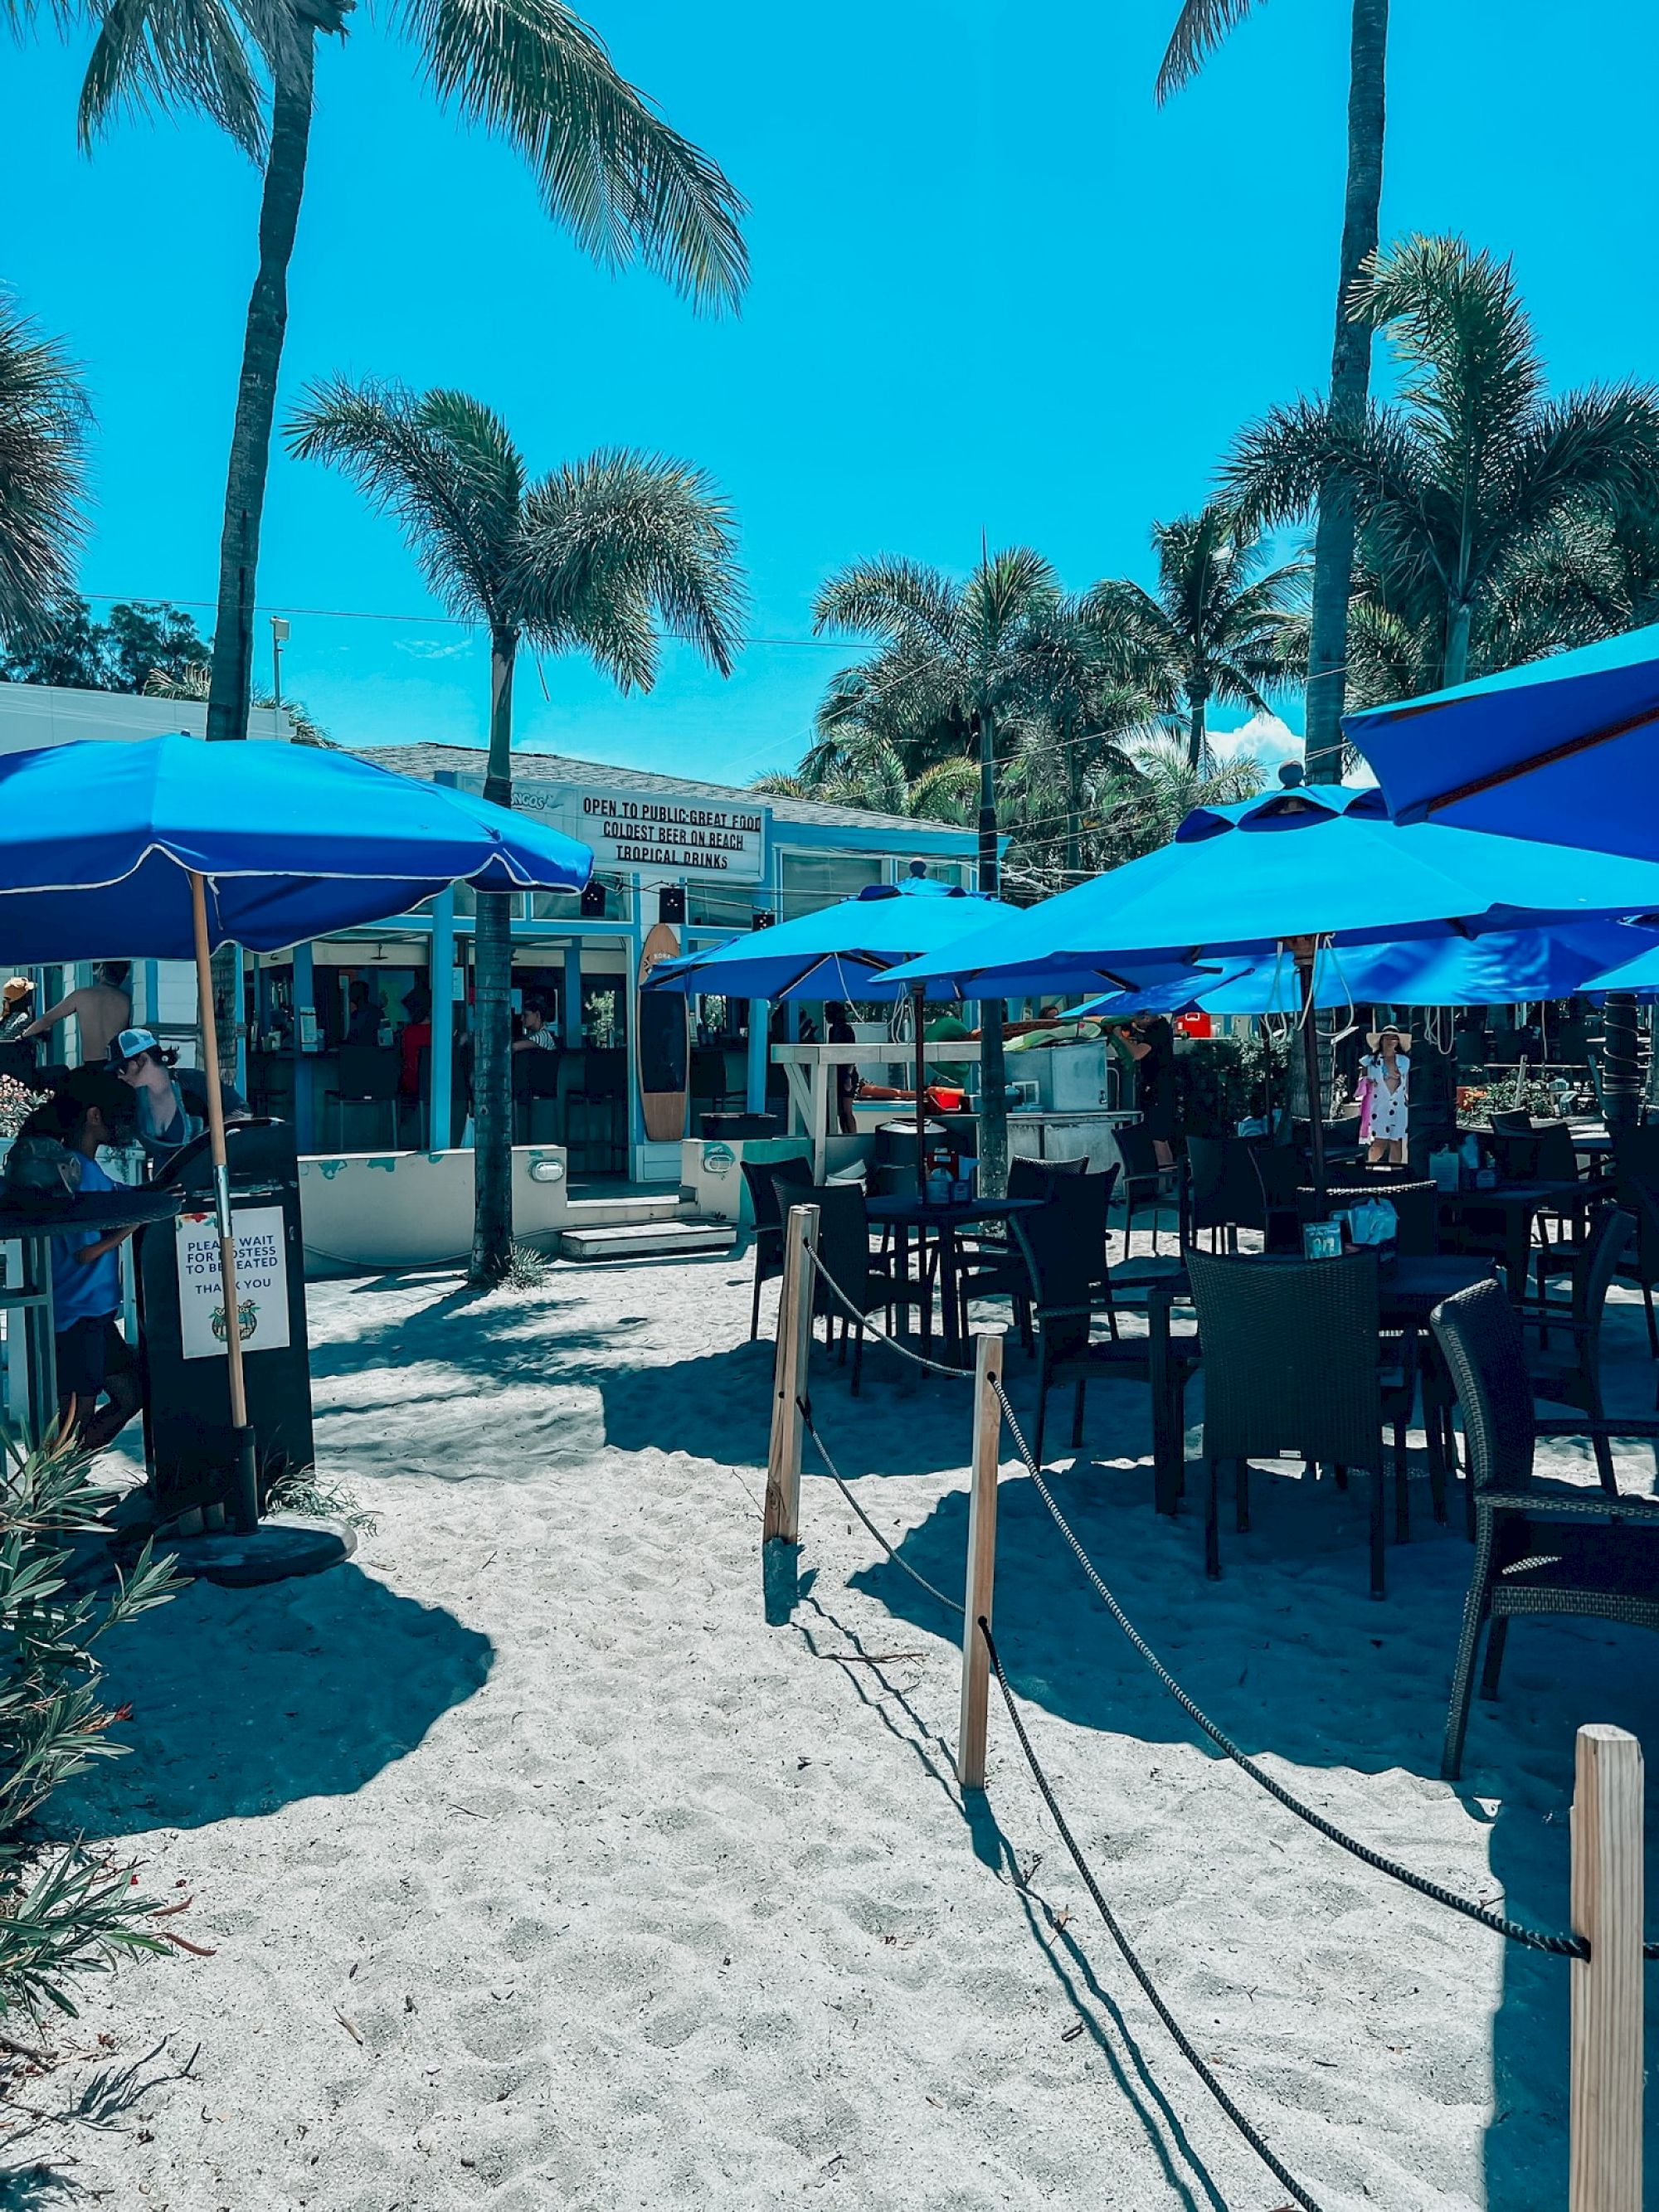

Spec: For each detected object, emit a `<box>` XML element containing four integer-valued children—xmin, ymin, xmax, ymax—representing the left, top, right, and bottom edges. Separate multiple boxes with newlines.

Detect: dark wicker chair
<box><xmin>1185</xmin><ymin>1248</ymin><xmax>1392</xmax><ymax>1597</ymax></box>
<box><xmin>1515</xmin><ymin>1204</ymin><xmax>1633</xmax><ymax>1497</ymax></box>
<box><xmin>1430</xmin><ymin>1276</ymin><xmax>1659</xmax><ymax>1778</ymax></box>
<box><xmin>1014</xmin><ymin>1196</ymin><xmax>1199</xmax><ymax>1471</ymax></box>
<box><xmin>798</xmin><ymin>1181</ymin><xmax>927</xmax><ymax>1393</ymax></box>
<box><xmin>1115</xmin><ymin>1122</ymin><xmax>1179</xmax><ymax>1255</ymax></box>
<box><xmin>739</xmin><ymin>1155</ymin><xmax>813</xmax><ymax>1339</ymax></box>
<box><xmin>1182</xmin><ymin>1135</ymin><xmax>1239</xmax><ymax>1252</ymax></box>
<box><xmin>1251</xmin><ymin>1142</ymin><xmax>1302</xmax><ymax>1253</ymax></box>
<box><xmin>956</xmin><ymin>1162</ymin><xmax>1113</xmax><ymax>1351</ymax></box>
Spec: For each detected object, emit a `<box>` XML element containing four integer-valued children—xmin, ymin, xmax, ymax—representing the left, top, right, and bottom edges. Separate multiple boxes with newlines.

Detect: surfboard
<box><xmin>637</xmin><ymin>921</ymin><xmax>689</xmax><ymax>1143</ymax></box>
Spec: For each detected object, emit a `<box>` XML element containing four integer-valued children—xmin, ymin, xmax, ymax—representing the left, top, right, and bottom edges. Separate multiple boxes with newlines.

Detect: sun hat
<box><xmin>106</xmin><ymin>1025</ymin><xmax>161</xmax><ymax>1067</ymax></box>
<box><xmin>2</xmin><ymin>976</ymin><xmax>30</xmax><ymax>1004</ymax></box>
<box><xmin>1365</xmin><ymin>1025</ymin><xmax>1412</xmax><ymax>1051</ymax></box>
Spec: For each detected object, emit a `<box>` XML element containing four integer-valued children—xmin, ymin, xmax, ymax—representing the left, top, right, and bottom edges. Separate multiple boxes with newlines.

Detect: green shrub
<box><xmin>0</xmin><ymin>1427</ymin><xmax>183</xmax><ymax>2023</ymax></box>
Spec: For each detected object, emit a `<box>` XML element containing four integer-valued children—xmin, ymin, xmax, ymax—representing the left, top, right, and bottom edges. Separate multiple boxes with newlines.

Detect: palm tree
<box><xmin>1224</xmin><ymin>236</ymin><xmax>1659</xmax><ymax>693</ymax></box>
<box><xmin>76</xmin><ymin>0</ymin><xmax>747</xmax><ymax>747</ymax></box>
<box><xmin>810</xmin><ymin>547</ymin><xmax>1060</xmax><ymax>1196</ymax></box>
<box><xmin>289</xmin><ymin>378</ymin><xmax>744</xmax><ymax>1281</ymax></box>
<box><xmin>1159</xmin><ymin>0</ymin><xmax>1389</xmax><ymax>781</ymax></box>
<box><xmin>0</xmin><ymin>292</ymin><xmax>87</xmax><ymax>649</ymax></box>
<box><xmin>1096</xmin><ymin>737</ymin><xmax>1268</xmax><ymax>867</ymax></box>
<box><xmin>1087</xmin><ymin>505</ymin><xmax>1304</xmax><ymax>770</ymax></box>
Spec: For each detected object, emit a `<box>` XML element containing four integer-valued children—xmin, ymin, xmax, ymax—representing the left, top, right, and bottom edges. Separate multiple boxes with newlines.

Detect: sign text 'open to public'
<box><xmin>458</xmin><ymin>775</ymin><xmax>768</xmax><ymax>884</ymax></box>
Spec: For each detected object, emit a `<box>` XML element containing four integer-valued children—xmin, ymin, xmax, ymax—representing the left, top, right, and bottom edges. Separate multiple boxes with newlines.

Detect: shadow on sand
<box><xmin>839</xmin><ymin>1451</ymin><xmax>1659</xmax><ymax>2210</ymax></box>
<box><xmin>56</xmin><ymin>1563</ymin><xmax>492</xmax><ymax>1838</ymax></box>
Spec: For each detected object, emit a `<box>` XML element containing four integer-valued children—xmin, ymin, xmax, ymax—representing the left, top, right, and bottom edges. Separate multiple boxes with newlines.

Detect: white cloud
<box><xmin>394</xmin><ymin>638</ymin><xmax>471</xmax><ymax>662</ymax></box>
<box><xmin>1209</xmin><ymin>710</ymin><xmax>1299</xmax><ymax>766</ymax></box>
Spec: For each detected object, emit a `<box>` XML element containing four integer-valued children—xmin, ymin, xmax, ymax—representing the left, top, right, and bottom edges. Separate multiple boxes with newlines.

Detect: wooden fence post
<box><xmin>1569</xmin><ymin>1723</ymin><xmax>1644</xmax><ymax>2212</ymax></box>
<box><xmin>763</xmin><ymin>1203</ymin><xmax>819</xmax><ymax>1553</ymax></box>
<box><xmin>957</xmin><ymin>1330</ymin><xmax>1005</xmax><ymax>1791</ymax></box>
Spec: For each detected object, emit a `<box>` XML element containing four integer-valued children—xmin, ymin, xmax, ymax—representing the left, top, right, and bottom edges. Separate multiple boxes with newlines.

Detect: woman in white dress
<box><xmin>1357</xmin><ymin>1026</ymin><xmax>1410</xmax><ymax>1166</ymax></box>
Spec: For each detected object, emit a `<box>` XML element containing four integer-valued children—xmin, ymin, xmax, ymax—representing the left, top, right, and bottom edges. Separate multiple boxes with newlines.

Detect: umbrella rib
<box><xmin>1417</xmin><ymin>701</ymin><xmax>1659</xmax><ymax>817</ymax></box>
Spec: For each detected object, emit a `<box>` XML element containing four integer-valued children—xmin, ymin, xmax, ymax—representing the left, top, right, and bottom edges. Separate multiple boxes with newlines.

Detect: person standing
<box><xmin>1116</xmin><ymin>1014</ymin><xmax>1178</xmax><ymax>1166</ymax></box>
<box><xmin>1357</xmin><ymin>1026</ymin><xmax>1411</xmax><ymax>1166</ymax></box>
<box><xmin>108</xmin><ymin>1028</ymin><xmax>250</xmax><ymax>1169</ymax></box>
<box><xmin>510</xmin><ymin>997</ymin><xmax>558</xmax><ymax>1054</ymax></box>
<box><xmin>31</xmin><ymin>1073</ymin><xmax>144</xmax><ymax>1450</ymax></box>
<box><xmin>24</xmin><ymin>961</ymin><xmax>132</xmax><ymax>1066</ymax></box>
<box><xmin>0</xmin><ymin>978</ymin><xmax>37</xmax><ymax>1083</ymax></box>
<box><xmin>825</xmin><ymin>1002</ymin><xmax>859</xmax><ymax>1135</ymax></box>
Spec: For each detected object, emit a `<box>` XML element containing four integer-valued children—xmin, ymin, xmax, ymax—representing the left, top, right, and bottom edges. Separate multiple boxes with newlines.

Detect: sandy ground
<box><xmin>4</xmin><ymin>1214</ymin><xmax>1657</xmax><ymax>2211</ymax></box>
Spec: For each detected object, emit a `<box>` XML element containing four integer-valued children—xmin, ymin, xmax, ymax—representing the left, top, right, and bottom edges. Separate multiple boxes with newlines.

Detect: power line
<box><xmin>78</xmin><ymin>587</ymin><xmax>850</xmax><ymax>649</ymax></box>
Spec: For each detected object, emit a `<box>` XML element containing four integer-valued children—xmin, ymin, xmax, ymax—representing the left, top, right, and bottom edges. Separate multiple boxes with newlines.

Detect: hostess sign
<box><xmin>463</xmin><ymin>776</ymin><xmax>766</xmax><ymax>882</ymax></box>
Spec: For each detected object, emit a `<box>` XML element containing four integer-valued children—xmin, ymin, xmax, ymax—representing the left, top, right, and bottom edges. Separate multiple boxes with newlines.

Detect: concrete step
<box><xmin>564</xmin><ymin>1192</ymin><xmax>683</xmax><ymax>1229</ymax></box>
<box><xmin>559</xmin><ymin>1218</ymin><xmax>736</xmax><ymax>1264</ymax></box>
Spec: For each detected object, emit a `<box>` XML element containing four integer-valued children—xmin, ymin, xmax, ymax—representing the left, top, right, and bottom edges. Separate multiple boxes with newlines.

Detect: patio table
<box><xmin>866</xmin><ymin>1193</ymin><xmax>1042</xmax><ymax>1369</ymax></box>
<box><xmin>1437</xmin><ymin>1179</ymin><xmax>1587</xmax><ymax>1298</ymax></box>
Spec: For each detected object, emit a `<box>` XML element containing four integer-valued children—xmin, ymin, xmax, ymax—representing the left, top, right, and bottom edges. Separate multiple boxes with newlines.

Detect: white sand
<box><xmin>7</xmin><ymin>1224</ymin><xmax>1658</xmax><ymax>2210</ymax></box>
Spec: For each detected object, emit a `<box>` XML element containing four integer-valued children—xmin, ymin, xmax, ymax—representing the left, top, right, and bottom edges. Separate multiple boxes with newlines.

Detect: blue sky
<box><xmin>5</xmin><ymin>0</ymin><xmax>1658</xmax><ymax>785</ymax></box>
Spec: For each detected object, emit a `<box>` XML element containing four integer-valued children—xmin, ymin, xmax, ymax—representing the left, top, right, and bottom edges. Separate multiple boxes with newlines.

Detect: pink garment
<box><xmin>1356</xmin><ymin>1074</ymin><xmax>1375</xmax><ymax>1142</ymax></box>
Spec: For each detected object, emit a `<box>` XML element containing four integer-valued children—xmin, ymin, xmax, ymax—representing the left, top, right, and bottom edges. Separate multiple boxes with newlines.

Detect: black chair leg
<box><xmin>852</xmin><ymin>1323</ymin><xmax>864</xmax><ymax>1398</ymax></box>
<box><xmin>750</xmin><ymin>1259</ymin><xmax>764</xmax><ymax>1342</ymax></box>
<box><xmin>1071</xmin><ymin>1379</ymin><xmax>1087</xmax><ymax>1449</ymax></box>
<box><xmin>1441</xmin><ymin>1594</ymin><xmax>1492</xmax><ymax>1781</ymax></box>
<box><xmin>1204</xmin><ymin>1456</ymin><xmax>1221</xmax><ymax>1579</ymax></box>
<box><xmin>1643</xmin><ymin>1278</ymin><xmax>1659</xmax><ymax>1360</ymax></box>
<box><xmin>1479</xmin><ymin>1616</ymin><xmax>1511</xmax><ymax>1699</ymax></box>
<box><xmin>1394</xmin><ymin>1411</ymin><xmax>1410</xmax><ymax>1542</ymax></box>
<box><xmin>1033</xmin><ymin>1383</ymin><xmax>1048</xmax><ymax>1471</ymax></box>
<box><xmin>1369</xmin><ymin>1466</ymin><xmax>1386</xmax><ymax>1601</ymax></box>
<box><xmin>1590</xmin><ymin>1422</ymin><xmax>1619</xmax><ymax>1497</ymax></box>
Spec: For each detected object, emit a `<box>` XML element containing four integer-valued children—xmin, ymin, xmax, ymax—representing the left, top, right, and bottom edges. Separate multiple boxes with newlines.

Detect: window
<box><xmin>777</xmin><ymin>852</ymin><xmax>882</xmax><ymax>920</ymax></box>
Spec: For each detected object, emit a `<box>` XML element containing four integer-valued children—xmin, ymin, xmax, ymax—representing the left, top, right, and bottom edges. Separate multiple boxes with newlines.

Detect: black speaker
<box><xmin>658</xmin><ymin>885</ymin><xmax>686</xmax><ymax>924</ymax></box>
<box><xmin>580</xmin><ymin>879</ymin><xmax>606</xmax><ymax>917</ymax></box>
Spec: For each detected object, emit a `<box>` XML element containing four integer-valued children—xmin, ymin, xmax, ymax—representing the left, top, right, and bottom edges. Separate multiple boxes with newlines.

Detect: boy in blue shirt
<box><xmin>41</xmin><ymin>1072</ymin><xmax>143</xmax><ymax>1451</ymax></box>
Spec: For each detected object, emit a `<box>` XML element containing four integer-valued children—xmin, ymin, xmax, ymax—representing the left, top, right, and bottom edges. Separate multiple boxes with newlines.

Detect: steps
<box><xmin>558</xmin><ymin>1218</ymin><xmax>735</xmax><ymax>1264</ymax></box>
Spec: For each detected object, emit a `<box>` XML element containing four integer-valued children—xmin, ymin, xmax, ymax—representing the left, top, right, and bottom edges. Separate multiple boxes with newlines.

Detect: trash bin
<box><xmin>136</xmin><ymin>1118</ymin><xmax>315</xmax><ymax>1524</ymax></box>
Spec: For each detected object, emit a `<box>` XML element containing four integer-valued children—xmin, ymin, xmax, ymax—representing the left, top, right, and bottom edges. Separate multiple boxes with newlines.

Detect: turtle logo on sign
<box><xmin>211</xmin><ymin>1298</ymin><xmax>260</xmax><ymax>1345</ymax></box>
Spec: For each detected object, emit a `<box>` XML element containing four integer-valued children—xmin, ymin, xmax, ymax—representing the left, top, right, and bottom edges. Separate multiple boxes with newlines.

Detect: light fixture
<box><xmin>528</xmin><ymin>1156</ymin><xmax>566</xmax><ymax>1184</ymax></box>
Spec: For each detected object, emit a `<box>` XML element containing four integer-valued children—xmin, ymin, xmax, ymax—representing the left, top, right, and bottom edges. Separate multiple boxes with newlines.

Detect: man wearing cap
<box><xmin>108</xmin><ymin>1028</ymin><xmax>250</xmax><ymax>1169</ymax></box>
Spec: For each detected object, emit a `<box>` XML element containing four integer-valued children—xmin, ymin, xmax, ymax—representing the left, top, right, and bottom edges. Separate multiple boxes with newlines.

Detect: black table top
<box><xmin>1438</xmin><ymin>1178</ymin><xmax>1585</xmax><ymax>1208</ymax></box>
<box><xmin>0</xmin><ymin>1185</ymin><xmax>185</xmax><ymax>1238</ymax></box>
<box><xmin>867</xmin><ymin>1194</ymin><xmax>1044</xmax><ymax>1228</ymax></box>
<box><xmin>1107</xmin><ymin>1249</ymin><xmax>1498</xmax><ymax>1317</ymax></box>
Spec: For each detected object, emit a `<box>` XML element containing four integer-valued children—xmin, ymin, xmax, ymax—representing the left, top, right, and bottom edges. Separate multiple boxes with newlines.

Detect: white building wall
<box><xmin>0</xmin><ymin>682</ymin><xmax>295</xmax><ymax>754</ymax></box>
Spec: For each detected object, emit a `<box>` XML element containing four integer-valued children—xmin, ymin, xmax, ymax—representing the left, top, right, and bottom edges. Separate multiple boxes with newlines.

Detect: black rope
<box><xmin>798</xmin><ymin>1242</ymin><xmax>975</xmax><ymax>1382</ymax></box>
<box><xmin>980</xmin><ymin>1617</ymin><xmax>1326</xmax><ymax>2212</ymax></box>
<box><xmin>796</xmin><ymin>1398</ymin><xmax>965</xmax><ymax>1617</ymax></box>
<box><xmin>990</xmin><ymin>1381</ymin><xmax>1593</xmax><ymax>1962</ymax></box>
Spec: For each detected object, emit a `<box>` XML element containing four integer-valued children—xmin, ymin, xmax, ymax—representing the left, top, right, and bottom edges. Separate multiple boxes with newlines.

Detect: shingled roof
<box><xmin>352</xmin><ymin>740</ymin><xmax>971</xmax><ymax>843</ymax></box>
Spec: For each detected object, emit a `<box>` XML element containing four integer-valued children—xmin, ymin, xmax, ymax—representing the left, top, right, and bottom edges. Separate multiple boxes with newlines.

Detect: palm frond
<box><xmin>1155</xmin><ymin>0</ymin><xmax>1261</xmax><ymax>100</ymax></box>
<box><xmin>286</xmin><ymin>377</ymin><xmax>524</xmax><ymax>626</ymax></box>
<box><xmin>76</xmin><ymin>0</ymin><xmax>274</xmax><ymax>157</ymax></box>
<box><xmin>410</xmin><ymin>0</ymin><xmax>747</xmax><ymax>311</ymax></box>
<box><xmin>0</xmin><ymin>294</ymin><xmax>90</xmax><ymax>649</ymax></box>
<box><xmin>811</xmin><ymin>554</ymin><xmax>960</xmax><ymax>649</ymax></box>
<box><xmin>513</xmin><ymin>445</ymin><xmax>745</xmax><ymax>688</ymax></box>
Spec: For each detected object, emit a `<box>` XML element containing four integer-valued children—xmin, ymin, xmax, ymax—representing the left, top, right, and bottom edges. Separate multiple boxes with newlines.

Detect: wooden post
<box><xmin>957</xmin><ymin>1330</ymin><xmax>1005</xmax><ymax>1791</ymax></box>
<box><xmin>1569</xmin><ymin>1723</ymin><xmax>1644</xmax><ymax>2212</ymax></box>
<box><xmin>764</xmin><ymin>1203</ymin><xmax>819</xmax><ymax>1550</ymax></box>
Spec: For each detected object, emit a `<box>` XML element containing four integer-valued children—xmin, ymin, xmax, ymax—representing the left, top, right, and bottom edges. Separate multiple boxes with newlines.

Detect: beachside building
<box><xmin>0</xmin><ymin>682</ymin><xmax>979</xmax><ymax>1200</ymax></box>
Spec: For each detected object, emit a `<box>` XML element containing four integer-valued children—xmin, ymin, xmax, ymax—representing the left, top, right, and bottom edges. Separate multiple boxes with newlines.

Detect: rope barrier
<box><xmin>796</xmin><ymin>1397</ymin><xmax>966</xmax><ymax>1617</ymax></box>
<box><xmin>990</xmin><ymin>1379</ymin><xmax>1594</xmax><ymax>1961</ymax></box>
<box><xmin>799</xmin><ymin>1241</ymin><xmax>977</xmax><ymax>1383</ymax></box>
<box><xmin>979</xmin><ymin>1616</ymin><xmax>1326</xmax><ymax>2212</ymax></box>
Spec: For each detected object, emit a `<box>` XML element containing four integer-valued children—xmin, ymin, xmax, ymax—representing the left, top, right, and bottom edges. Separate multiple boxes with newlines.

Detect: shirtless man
<box><xmin>25</xmin><ymin>961</ymin><xmax>133</xmax><ymax>1065</ymax></box>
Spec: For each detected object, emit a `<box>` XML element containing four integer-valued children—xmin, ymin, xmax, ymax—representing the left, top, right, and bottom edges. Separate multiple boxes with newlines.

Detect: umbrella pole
<box><xmin>912</xmin><ymin>982</ymin><xmax>927</xmax><ymax>1201</ymax></box>
<box><xmin>1290</xmin><ymin>936</ymin><xmax>1326</xmax><ymax>1200</ymax></box>
<box><xmin>190</xmin><ymin>871</ymin><xmax>259</xmax><ymax>1535</ymax></box>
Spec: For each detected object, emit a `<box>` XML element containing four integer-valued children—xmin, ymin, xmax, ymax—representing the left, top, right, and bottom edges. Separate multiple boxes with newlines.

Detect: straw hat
<box><xmin>1366</xmin><ymin>1024</ymin><xmax>1412</xmax><ymax>1052</ymax></box>
<box><xmin>2</xmin><ymin>977</ymin><xmax>30</xmax><ymax>1004</ymax></box>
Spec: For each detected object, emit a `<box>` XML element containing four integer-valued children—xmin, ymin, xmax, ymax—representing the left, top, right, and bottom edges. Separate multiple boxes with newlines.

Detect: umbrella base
<box><xmin>171</xmin><ymin>1513</ymin><xmax>356</xmax><ymax>1587</ymax></box>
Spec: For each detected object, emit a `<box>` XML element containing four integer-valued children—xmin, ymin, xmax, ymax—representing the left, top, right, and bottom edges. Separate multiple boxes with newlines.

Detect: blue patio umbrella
<box><xmin>0</xmin><ymin>733</ymin><xmax>592</xmax><ymax>958</ymax></box>
<box><xmin>641</xmin><ymin>868</ymin><xmax>1026</xmax><ymax>1005</ymax></box>
<box><xmin>0</xmin><ymin>734</ymin><xmax>593</xmax><ymax>1548</ymax></box>
<box><xmin>1073</xmin><ymin>918</ymin><xmax>1659</xmax><ymax>1020</ymax></box>
<box><xmin>888</xmin><ymin>767</ymin><xmax>1659</xmax><ymax>1184</ymax></box>
<box><xmin>1343</xmin><ymin>622</ymin><xmax>1659</xmax><ymax>858</ymax></box>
